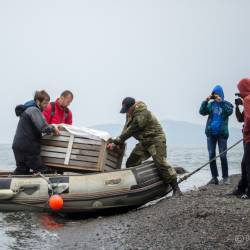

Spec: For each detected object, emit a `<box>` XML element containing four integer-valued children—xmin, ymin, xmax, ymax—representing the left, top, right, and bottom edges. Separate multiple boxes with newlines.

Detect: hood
<box><xmin>133</xmin><ymin>101</ymin><xmax>148</xmax><ymax>114</ymax></box>
<box><xmin>212</xmin><ymin>85</ymin><xmax>224</xmax><ymax>100</ymax></box>
<box><xmin>237</xmin><ymin>78</ymin><xmax>250</xmax><ymax>98</ymax></box>
<box><xmin>15</xmin><ymin>100</ymin><xmax>38</xmax><ymax>117</ymax></box>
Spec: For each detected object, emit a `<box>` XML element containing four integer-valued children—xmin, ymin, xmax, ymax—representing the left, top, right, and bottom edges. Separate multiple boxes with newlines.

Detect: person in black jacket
<box><xmin>12</xmin><ymin>90</ymin><xmax>60</xmax><ymax>175</ymax></box>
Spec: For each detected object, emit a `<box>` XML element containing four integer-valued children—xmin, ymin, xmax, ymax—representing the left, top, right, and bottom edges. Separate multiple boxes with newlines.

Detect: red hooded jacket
<box><xmin>42</xmin><ymin>99</ymin><xmax>72</xmax><ymax>125</ymax></box>
<box><xmin>238</xmin><ymin>78</ymin><xmax>250</xmax><ymax>143</ymax></box>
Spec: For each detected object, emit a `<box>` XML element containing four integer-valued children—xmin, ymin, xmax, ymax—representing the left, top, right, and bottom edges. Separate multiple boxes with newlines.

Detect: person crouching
<box><xmin>110</xmin><ymin>97</ymin><xmax>182</xmax><ymax>197</ymax></box>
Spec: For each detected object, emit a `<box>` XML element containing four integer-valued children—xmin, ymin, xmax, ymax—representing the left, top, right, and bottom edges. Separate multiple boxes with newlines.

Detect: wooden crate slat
<box><xmin>44</xmin><ymin>163</ymin><xmax>97</xmax><ymax>172</ymax></box>
<box><xmin>42</xmin><ymin>157</ymin><xmax>67</xmax><ymax>165</ymax></box>
<box><xmin>73</xmin><ymin>137</ymin><xmax>102</xmax><ymax>145</ymax></box>
<box><xmin>105</xmin><ymin>163</ymin><xmax>117</xmax><ymax>169</ymax></box>
<box><xmin>108</xmin><ymin>150</ymin><xmax>120</xmax><ymax>158</ymax></box>
<box><xmin>41</xmin><ymin>151</ymin><xmax>98</xmax><ymax>163</ymax></box>
<box><xmin>41</xmin><ymin>140</ymin><xmax>101</xmax><ymax>151</ymax></box>
<box><xmin>106</xmin><ymin>153</ymin><xmax>119</xmax><ymax>164</ymax></box>
<box><xmin>97</xmin><ymin>141</ymin><xmax>107</xmax><ymax>172</ymax></box>
<box><xmin>69</xmin><ymin>159</ymin><xmax>98</xmax><ymax>168</ymax></box>
<box><xmin>41</xmin><ymin>145</ymin><xmax>100</xmax><ymax>157</ymax></box>
<box><xmin>104</xmin><ymin>165</ymin><xmax>117</xmax><ymax>171</ymax></box>
<box><xmin>42</xmin><ymin>136</ymin><xmax>102</xmax><ymax>146</ymax></box>
<box><xmin>43</xmin><ymin>135</ymin><xmax>69</xmax><ymax>141</ymax></box>
<box><xmin>70</xmin><ymin>154</ymin><xmax>98</xmax><ymax>163</ymax></box>
<box><xmin>42</xmin><ymin>157</ymin><xmax>97</xmax><ymax>168</ymax></box>
<box><xmin>41</xmin><ymin>151</ymin><xmax>66</xmax><ymax>159</ymax></box>
<box><xmin>59</xmin><ymin>130</ymin><xmax>102</xmax><ymax>142</ymax></box>
<box><xmin>108</xmin><ymin>150</ymin><xmax>119</xmax><ymax>157</ymax></box>
<box><xmin>41</xmin><ymin>140</ymin><xmax>68</xmax><ymax>148</ymax></box>
<box><xmin>42</xmin><ymin>145</ymin><xmax>68</xmax><ymax>153</ymax></box>
<box><xmin>105</xmin><ymin>159</ymin><xmax>118</xmax><ymax>169</ymax></box>
<box><xmin>72</xmin><ymin>143</ymin><xmax>101</xmax><ymax>151</ymax></box>
<box><xmin>74</xmin><ymin>150</ymin><xmax>99</xmax><ymax>157</ymax></box>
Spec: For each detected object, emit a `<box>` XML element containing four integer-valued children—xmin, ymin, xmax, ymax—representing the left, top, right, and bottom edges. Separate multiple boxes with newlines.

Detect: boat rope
<box><xmin>35</xmin><ymin>172</ymin><xmax>60</xmax><ymax>195</ymax></box>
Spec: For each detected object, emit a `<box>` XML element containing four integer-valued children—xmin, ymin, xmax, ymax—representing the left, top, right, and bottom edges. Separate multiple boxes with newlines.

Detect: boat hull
<box><xmin>0</xmin><ymin>162</ymin><xmax>168</xmax><ymax>213</ymax></box>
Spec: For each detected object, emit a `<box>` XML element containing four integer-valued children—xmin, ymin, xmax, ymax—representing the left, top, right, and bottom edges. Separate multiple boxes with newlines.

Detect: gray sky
<box><xmin>0</xmin><ymin>0</ymin><xmax>249</xmax><ymax>143</ymax></box>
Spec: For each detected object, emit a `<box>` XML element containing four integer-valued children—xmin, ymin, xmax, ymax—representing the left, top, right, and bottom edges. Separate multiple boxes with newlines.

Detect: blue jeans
<box><xmin>207</xmin><ymin>135</ymin><xmax>228</xmax><ymax>178</ymax></box>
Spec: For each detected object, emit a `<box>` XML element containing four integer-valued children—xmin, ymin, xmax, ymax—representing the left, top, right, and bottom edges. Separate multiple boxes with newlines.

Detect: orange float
<box><xmin>49</xmin><ymin>194</ymin><xmax>64</xmax><ymax>211</ymax></box>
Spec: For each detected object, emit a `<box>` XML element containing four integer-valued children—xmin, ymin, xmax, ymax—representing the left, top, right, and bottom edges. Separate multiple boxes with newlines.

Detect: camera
<box><xmin>210</xmin><ymin>92</ymin><xmax>216</xmax><ymax>100</ymax></box>
<box><xmin>235</xmin><ymin>93</ymin><xmax>243</xmax><ymax>106</ymax></box>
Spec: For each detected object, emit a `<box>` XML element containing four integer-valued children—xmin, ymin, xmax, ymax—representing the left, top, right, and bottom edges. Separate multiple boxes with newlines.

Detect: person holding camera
<box><xmin>199</xmin><ymin>85</ymin><xmax>233</xmax><ymax>185</ymax></box>
<box><xmin>232</xmin><ymin>78</ymin><xmax>250</xmax><ymax>198</ymax></box>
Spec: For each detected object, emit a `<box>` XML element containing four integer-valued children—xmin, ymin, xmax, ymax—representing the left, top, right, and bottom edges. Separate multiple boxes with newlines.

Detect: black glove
<box><xmin>235</xmin><ymin>98</ymin><xmax>243</xmax><ymax>106</ymax></box>
<box><xmin>113</xmin><ymin>137</ymin><xmax>122</xmax><ymax>145</ymax></box>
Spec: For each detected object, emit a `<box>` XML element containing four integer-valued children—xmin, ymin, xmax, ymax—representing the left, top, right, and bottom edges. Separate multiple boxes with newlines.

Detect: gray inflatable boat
<box><xmin>0</xmin><ymin>162</ymin><xmax>168</xmax><ymax>213</ymax></box>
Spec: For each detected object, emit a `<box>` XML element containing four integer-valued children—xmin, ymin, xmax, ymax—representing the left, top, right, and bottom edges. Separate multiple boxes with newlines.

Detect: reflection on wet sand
<box><xmin>1</xmin><ymin>212</ymin><xmax>62</xmax><ymax>250</ymax></box>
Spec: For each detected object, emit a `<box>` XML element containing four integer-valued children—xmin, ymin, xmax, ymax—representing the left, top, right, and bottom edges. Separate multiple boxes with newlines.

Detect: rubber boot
<box><xmin>170</xmin><ymin>181</ymin><xmax>183</xmax><ymax>197</ymax></box>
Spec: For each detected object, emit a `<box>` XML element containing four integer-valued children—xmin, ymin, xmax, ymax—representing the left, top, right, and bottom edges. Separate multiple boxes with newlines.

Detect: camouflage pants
<box><xmin>126</xmin><ymin>142</ymin><xmax>177</xmax><ymax>184</ymax></box>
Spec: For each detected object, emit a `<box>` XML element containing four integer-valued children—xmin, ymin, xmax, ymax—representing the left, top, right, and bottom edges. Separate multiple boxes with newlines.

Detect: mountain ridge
<box><xmin>91</xmin><ymin>119</ymin><xmax>242</xmax><ymax>146</ymax></box>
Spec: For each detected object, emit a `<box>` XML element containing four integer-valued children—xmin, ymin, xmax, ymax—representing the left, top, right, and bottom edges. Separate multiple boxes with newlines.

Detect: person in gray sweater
<box><xmin>12</xmin><ymin>90</ymin><xmax>60</xmax><ymax>175</ymax></box>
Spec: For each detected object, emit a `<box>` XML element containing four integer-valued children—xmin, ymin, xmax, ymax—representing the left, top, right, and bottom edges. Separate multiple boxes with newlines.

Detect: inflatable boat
<box><xmin>0</xmin><ymin>161</ymin><xmax>168</xmax><ymax>213</ymax></box>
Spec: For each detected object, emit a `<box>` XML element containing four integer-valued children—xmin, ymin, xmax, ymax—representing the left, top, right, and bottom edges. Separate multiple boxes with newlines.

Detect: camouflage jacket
<box><xmin>118</xmin><ymin>102</ymin><xmax>166</xmax><ymax>145</ymax></box>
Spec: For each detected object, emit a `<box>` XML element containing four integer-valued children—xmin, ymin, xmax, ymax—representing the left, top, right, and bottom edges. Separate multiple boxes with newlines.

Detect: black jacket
<box><xmin>12</xmin><ymin>102</ymin><xmax>54</xmax><ymax>155</ymax></box>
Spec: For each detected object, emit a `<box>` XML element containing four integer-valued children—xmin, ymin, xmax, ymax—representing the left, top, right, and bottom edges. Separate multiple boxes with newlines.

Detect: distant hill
<box><xmin>92</xmin><ymin>120</ymin><xmax>242</xmax><ymax>146</ymax></box>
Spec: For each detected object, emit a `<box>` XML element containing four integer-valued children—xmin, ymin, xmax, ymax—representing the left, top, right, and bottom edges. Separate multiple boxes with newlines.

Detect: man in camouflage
<box><xmin>111</xmin><ymin>97</ymin><xmax>182</xmax><ymax>196</ymax></box>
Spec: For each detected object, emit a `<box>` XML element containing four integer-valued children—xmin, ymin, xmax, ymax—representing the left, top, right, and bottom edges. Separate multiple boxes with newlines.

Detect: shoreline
<box><xmin>54</xmin><ymin>174</ymin><xmax>250</xmax><ymax>249</ymax></box>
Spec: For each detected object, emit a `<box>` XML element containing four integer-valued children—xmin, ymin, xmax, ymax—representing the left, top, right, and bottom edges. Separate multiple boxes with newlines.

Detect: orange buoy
<box><xmin>49</xmin><ymin>194</ymin><xmax>64</xmax><ymax>211</ymax></box>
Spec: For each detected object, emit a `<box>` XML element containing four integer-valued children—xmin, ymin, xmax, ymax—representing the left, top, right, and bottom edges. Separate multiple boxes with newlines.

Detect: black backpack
<box><xmin>49</xmin><ymin>102</ymin><xmax>69</xmax><ymax>123</ymax></box>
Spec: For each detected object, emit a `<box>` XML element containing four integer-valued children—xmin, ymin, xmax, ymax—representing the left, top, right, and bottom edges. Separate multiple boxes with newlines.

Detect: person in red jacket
<box><xmin>233</xmin><ymin>78</ymin><xmax>250</xmax><ymax>198</ymax></box>
<box><xmin>43</xmin><ymin>90</ymin><xmax>73</xmax><ymax>125</ymax></box>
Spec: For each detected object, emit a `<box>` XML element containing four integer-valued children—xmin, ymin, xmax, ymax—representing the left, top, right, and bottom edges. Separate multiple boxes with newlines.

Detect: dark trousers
<box><xmin>238</xmin><ymin>142</ymin><xmax>250</xmax><ymax>195</ymax></box>
<box><xmin>13</xmin><ymin>149</ymin><xmax>43</xmax><ymax>174</ymax></box>
<box><xmin>207</xmin><ymin>135</ymin><xmax>228</xmax><ymax>178</ymax></box>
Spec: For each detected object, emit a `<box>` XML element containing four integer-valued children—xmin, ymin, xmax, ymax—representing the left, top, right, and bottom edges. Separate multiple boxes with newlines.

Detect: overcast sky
<box><xmin>0</xmin><ymin>0</ymin><xmax>249</xmax><ymax>143</ymax></box>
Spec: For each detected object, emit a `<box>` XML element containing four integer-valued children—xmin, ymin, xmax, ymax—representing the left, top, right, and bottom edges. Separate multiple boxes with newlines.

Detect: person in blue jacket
<box><xmin>199</xmin><ymin>85</ymin><xmax>233</xmax><ymax>185</ymax></box>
